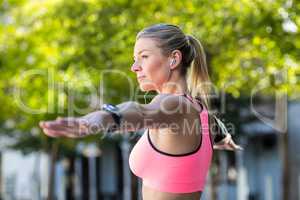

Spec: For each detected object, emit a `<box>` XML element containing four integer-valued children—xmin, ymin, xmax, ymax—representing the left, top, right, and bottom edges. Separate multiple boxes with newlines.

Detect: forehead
<box><xmin>134</xmin><ymin>38</ymin><xmax>160</xmax><ymax>55</ymax></box>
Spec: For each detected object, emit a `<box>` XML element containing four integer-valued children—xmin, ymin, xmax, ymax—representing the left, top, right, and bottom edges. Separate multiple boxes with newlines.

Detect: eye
<box><xmin>142</xmin><ymin>55</ymin><xmax>148</xmax><ymax>59</ymax></box>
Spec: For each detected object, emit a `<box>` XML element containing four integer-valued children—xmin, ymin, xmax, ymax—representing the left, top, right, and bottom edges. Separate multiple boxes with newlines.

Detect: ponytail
<box><xmin>186</xmin><ymin>35</ymin><xmax>211</xmax><ymax>109</ymax></box>
<box><xmin>187</xmin><ymin>35</ymin><xmax>233</xmax><ymax>145</ymax></box>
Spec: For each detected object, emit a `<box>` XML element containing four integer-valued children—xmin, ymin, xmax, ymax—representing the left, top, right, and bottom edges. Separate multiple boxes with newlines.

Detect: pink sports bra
<box><xmin>128</xmin><ymin>93</ymin><xmax>213</xmax><ymax>193</ymax></box>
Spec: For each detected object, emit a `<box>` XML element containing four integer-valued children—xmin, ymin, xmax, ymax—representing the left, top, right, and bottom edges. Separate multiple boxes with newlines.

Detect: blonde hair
<box><xmin>137</xmin><ymin>24</ymin><xmax>211</xmax><ymax>108</ymax></box>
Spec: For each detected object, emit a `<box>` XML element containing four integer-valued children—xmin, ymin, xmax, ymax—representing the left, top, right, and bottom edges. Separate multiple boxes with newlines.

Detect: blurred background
<box><xmin>0</xmin><ymin>0</ymin><xmax>299</xmax><ymax>199</ymax></box>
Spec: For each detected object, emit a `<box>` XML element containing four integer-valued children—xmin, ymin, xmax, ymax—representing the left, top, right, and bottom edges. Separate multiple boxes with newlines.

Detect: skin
<box><xmin>39</xmin><ymin>37</ymin><xmax>242</xmax><ymax>200</ymax></box>
<box><xmin>132</xmin><ymin>38</ymin><xmax>201</xmax><ymax>200</ymax></box>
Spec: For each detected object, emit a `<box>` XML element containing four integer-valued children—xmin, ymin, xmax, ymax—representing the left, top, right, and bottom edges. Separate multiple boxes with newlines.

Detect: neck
<box><xmin>157</xmin><ymin>75</ymin><xmax>189</xmax><ymax>95</ymax></box>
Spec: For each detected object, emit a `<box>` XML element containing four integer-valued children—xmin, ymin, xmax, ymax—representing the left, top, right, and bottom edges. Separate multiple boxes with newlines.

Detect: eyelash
<box><xmin>133</xmin><ymin>55</ymin><xmax>148</xmax><ymax>63</ymax></box>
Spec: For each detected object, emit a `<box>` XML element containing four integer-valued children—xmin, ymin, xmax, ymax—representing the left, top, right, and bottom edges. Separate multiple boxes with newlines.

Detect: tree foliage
<box><xmin>0</xmin><ymin>0</ymin><xmax>299</xmax><ymax>152</ymax></box>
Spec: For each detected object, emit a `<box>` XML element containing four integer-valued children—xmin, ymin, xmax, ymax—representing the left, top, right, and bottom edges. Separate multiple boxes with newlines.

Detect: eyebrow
<box><xmin>133</xmin><ymin>49</ymin><xmax>150</xmax><ymax>57</ymax></box>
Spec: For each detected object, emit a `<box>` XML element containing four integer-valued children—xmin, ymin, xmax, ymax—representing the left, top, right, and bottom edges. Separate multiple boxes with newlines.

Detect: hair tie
<box><xmin>185</xmin><ymin>35</ymin><xmax>191</xmax><ymax>45</ymax></box>
<box><xmin>185</xmin><ymin>35</ymin><xmax>196</xmax><ymax>60</ymax></box>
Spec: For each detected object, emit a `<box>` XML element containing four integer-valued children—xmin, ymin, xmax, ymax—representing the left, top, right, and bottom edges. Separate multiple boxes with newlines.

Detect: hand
<box><xmin>213</xmin><ymin>134</ymin><xmax>244</xmax><ymax>151</ymax></box>
<box><xmin>39</xmin><ymin>111</ymin><xmax>105</xmax><ymax>138</ymax></box>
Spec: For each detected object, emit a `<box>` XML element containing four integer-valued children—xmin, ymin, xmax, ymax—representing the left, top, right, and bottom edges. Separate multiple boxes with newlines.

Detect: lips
<box><xmin>137</xmin><ymin>76</ymin><xmax>145</xmax><ymax>81</ymax></box>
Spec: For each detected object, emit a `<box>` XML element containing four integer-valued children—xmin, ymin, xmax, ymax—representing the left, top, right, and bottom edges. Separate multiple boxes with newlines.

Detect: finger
<box><xmin>229</xmin><ymin>141</ymin><xmax>237</xmax><ymax>148</ymax></box>
<box><xmin>214</xmin><ymin>145</ymin><xmax>225</xmax><ymax>150</ymax></box>
<box><xmin>43</xmin><ymin>128</ymin><xmax>79</xmax><ymax>138</ymax></box>
<box><xmin>39</xmin><ymin>121</ymin><xmax>47</xmax><ymax>128</ymax></box>
<box><xmin>55</xmin><ymin>124</ymin><xmax>89</xmax><ymax>137</ymax></box>
<box><xmin>40</xmin><ymin>119</ymin><xmax>88</xmax><ymax>137</ymax></box>
<box><xmin>50</xmin><ymin>123</ymin><xmax>89</xmax><ymax>137</ymax></box>
<box><xmin>235</xmin><ymin>145</ymin><xmax>244</xmax><ymax>150</ymax></box>
<box><xmin>56</xmin><ymin>117</ymin><xmax>81</xmax><ymax>128</ymax></box>
<box><xmin>42</xmin><ymin>128</ymin><xmax>62</xmax><ymax>138</ymax></box>
<box><xmin>223</xmin><ymin>145</ymin><xmax>235</xmax><ymax>151</ymax></box>
<box><xmin>224</xmin><ymin>134</ymin><xmax>232</xmax><ymax>143</ymax></box>
<box><xmin>46</xmin><ymin>118</ymin><xmax>84</xmax><ymax>131</ymax></box>
<box><xmin>216</xmin><ymin>142</ymin><xmax>238</xmax><ymax>151</ymax></box>
<box><xmin>58</xmin><ymin>118</ymin><xmax>90</xmax><ymax>134</ymax></box>
<box><xmin>42</xmin><ymin>121</ymin><xmax>73</xmax><ymax>133</ymax></box>
<box><xmin>213</xmin><ymin>145</ymin><xmax>231</xmax><ymax>150</ymax></box>
<box><xmin>227</xmin><ymin>141</ymin><xmax>244</xmax><ymax>151</ymax></box>
<box><xmin>229</xmin><ymin>140</ymin><xmax>241</xmax><ymax>150</ymax></box>
<box><xmin>216</xmin><ymin>134</ymin><xmax>231</xmax><ymax>145</ymax></box>
<box><xmin>213</xmin><ymin>145</ymin><xmax>222</xmax><ymax>150</ymax></box>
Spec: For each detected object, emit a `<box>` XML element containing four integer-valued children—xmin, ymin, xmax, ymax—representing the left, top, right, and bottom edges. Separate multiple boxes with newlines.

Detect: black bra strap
<box><xmin>183</xmin><ymin>93</ymin><xmax>204</xmax><ymax>111</ymax></box>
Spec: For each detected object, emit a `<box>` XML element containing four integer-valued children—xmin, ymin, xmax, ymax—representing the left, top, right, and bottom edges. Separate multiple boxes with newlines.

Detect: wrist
<box><xmin>100</xmin><ymin>104</ymin><xmax>123</xmax><ymax>133</ymax></box>
<box><xmin>98</xmin><ymin>111</ymin><xmax>115</xmax><ymax>128</ymax></box>
<box><xmin>79</xmin><ymin>111</ymin><xmax>110</xmax><ymax>135</ymax></box>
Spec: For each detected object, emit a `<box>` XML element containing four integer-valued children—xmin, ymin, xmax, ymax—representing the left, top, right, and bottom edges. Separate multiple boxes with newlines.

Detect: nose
<box><xmin>131</xmin><ymin>61</ymin><xmax>142</xmax><ymax>72</ymax></box>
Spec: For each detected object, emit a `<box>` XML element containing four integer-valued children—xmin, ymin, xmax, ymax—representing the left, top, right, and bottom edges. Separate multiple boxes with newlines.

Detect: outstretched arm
<box><xmin>39</xmin><ymin>94</ymin><xmax>187</xmax><ymax>138</ymax></box>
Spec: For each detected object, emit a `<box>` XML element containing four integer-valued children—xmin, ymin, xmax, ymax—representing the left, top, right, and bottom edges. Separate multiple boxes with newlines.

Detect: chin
<box><xmin>139</xmin><ymin>83</ymin><xmax>156</xmax><ymax>92</ymax></box>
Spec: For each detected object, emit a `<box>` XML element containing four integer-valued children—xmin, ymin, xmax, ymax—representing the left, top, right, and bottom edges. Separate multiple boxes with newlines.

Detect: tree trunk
<box><xmin>0</xmin><ymin>152</ymin><xmax>2</xmax><ymax>200</ymax></box>
<box><xmin>47</xmin><ymin>143</ymin><xmax>59</xmax><ymax>200</ymax></box>
<box><xmin>276</xmin><ymin>94</ymin><xmax>289</xmax><ymax>200</ymax></box>
<box><xmin>281</xmin><ymin>131</ymin><xmax>289</xmax><ymax>200</ymax></box>
<box><xmin>34</xmin><ymin>152</ymin><xmax>41</xmax><ymax>200</ymax></box>
<box><xmin>121</xmin><ymin>133</ymin><xmax>132</xmax><ymax>200</ymax></box>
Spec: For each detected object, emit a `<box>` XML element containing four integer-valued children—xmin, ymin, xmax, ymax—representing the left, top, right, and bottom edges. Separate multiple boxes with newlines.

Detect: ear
<box><xmin>169</xmin><ymin>50</ymin><xmax>182</xmax><ymax>70</ymax></box>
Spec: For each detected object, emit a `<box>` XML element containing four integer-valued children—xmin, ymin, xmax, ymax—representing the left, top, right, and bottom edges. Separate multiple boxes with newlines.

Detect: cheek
<box><xmin>145</xmin><ymin>59</ymin><xmax>167</xmax><ymax>80</ymax></box>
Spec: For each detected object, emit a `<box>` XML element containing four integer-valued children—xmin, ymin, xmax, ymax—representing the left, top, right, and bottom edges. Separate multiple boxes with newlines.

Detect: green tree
<box><xmin>0</xmin><ymin>0</ymin><xmax>299</xmax><ymax>199</ymax></box>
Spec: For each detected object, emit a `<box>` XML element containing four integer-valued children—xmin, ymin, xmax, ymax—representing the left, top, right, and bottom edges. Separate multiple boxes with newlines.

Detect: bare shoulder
<box><xmin>146</xmin><ymin>93</ymin><xmax>203</xmax><ymax>116</ymax></box>
<box><xmin>148</xmin><ymin>93</ymin><xmax>187</xmax><ymax>111</ymax></box>
<box><xmin>124</xmin><ymin>93</ymin><xmax>202</xmax><ymax>131</ymax></box>
<box><xmin>137</xmin><ymin>94</ymin><xmax>191</xmax><ymax>127</ymax></box>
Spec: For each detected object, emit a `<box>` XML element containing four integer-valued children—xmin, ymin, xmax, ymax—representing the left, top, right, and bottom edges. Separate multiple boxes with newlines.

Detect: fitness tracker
<box><xmin>101</xmin><ymin>104</ymin><xmax>122</xmax><ymax>132</ymax></box>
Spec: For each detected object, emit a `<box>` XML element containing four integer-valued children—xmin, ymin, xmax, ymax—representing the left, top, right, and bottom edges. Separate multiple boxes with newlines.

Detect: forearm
<box><xmin>111</xmin><ymin>100</ymin><xmax>175</xmax><ymax>132</ymax></box>
<box><xmin>97</xmin><ymin>101</ymin><xmax>148</xmax><ymax>133</ymax></box>
<box><xmin>117</xmin><ymin>101</ymin><xmax>150</xmax><ymax>132</ymax></box>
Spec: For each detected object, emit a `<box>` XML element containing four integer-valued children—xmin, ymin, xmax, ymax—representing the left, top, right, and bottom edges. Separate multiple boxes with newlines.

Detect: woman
<box><xmin>40</xmin><ymin>24</ymin><xmax>242</xmax><ymax>200</ymax></box>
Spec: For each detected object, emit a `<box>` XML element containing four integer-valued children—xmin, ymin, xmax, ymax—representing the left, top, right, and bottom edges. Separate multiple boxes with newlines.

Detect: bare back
<box><xmin>142</xmin><ymin>94</ymin><xmax>204</xmax><ymax>200</ymax></box>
